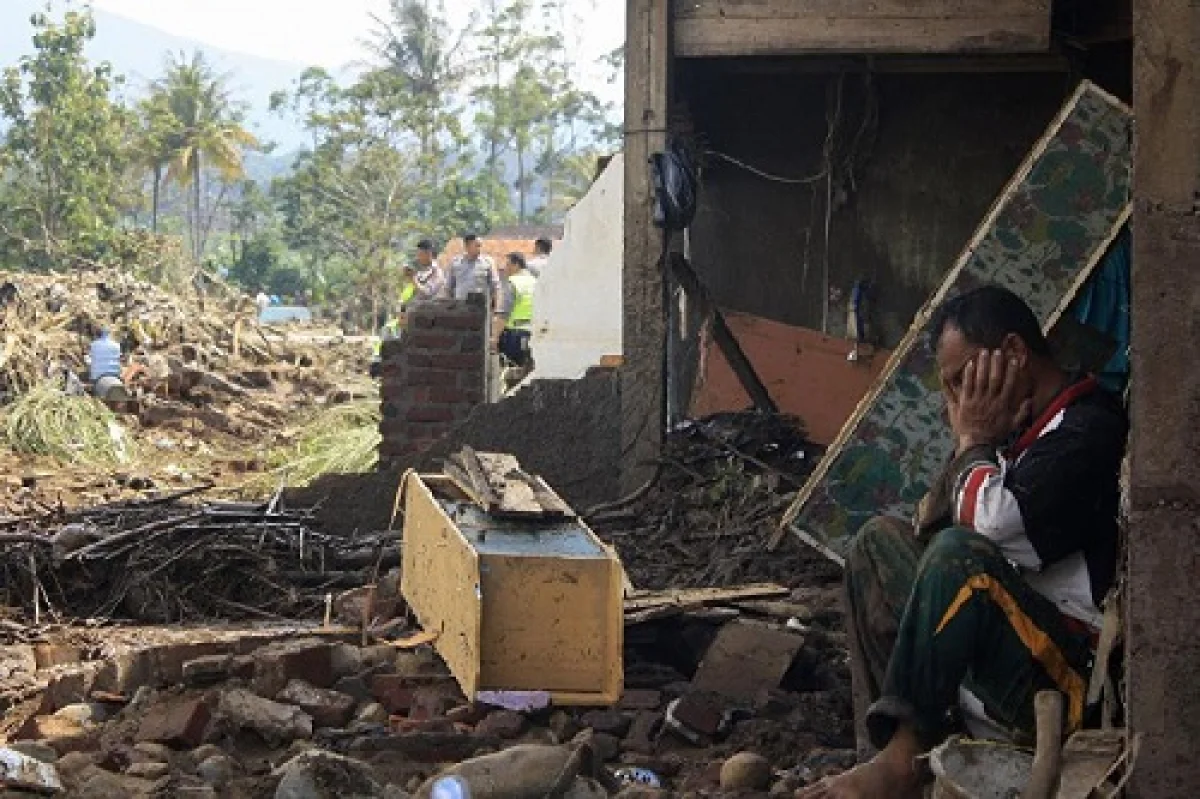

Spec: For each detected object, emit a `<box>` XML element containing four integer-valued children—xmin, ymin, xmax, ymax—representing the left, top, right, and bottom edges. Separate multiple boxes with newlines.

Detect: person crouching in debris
<box><xmin>497</xmin><ymin>252</ymin><xmax>536</xmax><ymax>372</ymax></box>
<box><xmin>799</xmin><ymin>285</ymin><xmax>1127</xmax><ymax>799</ymax></box>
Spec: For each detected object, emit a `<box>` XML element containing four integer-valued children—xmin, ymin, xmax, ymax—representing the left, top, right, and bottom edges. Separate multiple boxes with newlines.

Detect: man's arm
<box><xmin>951</xmin><ymin>403</ymin><xmax>1126</xmax><ymax>570</ymax></box>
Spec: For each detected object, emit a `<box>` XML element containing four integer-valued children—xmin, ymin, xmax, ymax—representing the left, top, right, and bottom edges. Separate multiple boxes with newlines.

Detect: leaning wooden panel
<box><xmin>400</xmin><ymin>470</ymin><xmax>483</xmax><ymax>696</ymax></box>
<box><xmin>674</xmin><ymin>0</ymin><xmax>1050</xmax><ymax>57</ymax></box>
<box><xmin>778</xmin><ymin>81</ymin><xmax>1132</xmax><ymax>562</ymax></box>
<box><xmin>401</xmin><ymin>471</ymin><xmax>623</xmax><ymax>705</ymax></box>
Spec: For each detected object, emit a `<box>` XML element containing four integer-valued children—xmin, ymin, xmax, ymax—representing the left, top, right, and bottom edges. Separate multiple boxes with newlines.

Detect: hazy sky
<box><xmin>90</xmin><ymin>0</ymin><xmax>624</xmax><ymax>94</ymax></box>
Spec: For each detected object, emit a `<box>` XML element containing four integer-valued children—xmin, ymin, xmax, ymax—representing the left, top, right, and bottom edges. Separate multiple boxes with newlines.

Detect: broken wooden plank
<box><xmin>624</xmin><ymin>582</ymin><xmax>789</xmax><ymax>613</ymax></box>
<box><xmin>691</xmin><ymin>619</ymin><xmax>804</xmax><ymax>702</ymax></box>
<box><xmin>776</xmin><ymin>81</ymin><xmax>1132</xmax><ymax>560</ymax></box>
<box><xmin>1057</xmin><ymin>729</ymin><xmax>1127</xmax><ymax>799</ymax></box>
<box><xmin>674</xmin><ymin>0</ymin><xmax>1050</xmax><ymax>57</ymax></box>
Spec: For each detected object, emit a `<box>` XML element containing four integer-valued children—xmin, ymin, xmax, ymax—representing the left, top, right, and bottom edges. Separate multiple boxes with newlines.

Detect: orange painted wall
<box><xmin>690</xmin><ymin>312</ymin><xmax>891</xmax><ymax>446</ymax></box>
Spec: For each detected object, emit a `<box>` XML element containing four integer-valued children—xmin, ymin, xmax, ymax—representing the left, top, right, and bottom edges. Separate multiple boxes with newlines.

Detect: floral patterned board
<box><xmin>780</xmin><ymin>81</ymin><xmax>1132</xmax><ymax>563</ymax></box>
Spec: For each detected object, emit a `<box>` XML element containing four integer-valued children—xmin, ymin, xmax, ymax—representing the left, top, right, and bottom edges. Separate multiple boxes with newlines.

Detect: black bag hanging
<box><xmin>650</xmin><ymin>139</ymin><xmax>698</xmax><ymax>232</ymax></box>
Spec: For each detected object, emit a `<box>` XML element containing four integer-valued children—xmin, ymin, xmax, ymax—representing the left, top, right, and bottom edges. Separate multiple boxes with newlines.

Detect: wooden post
<box><xmin>1127</xmin><ymin>1</ymin><xmax>1200</xmax><ymax>796</ymax></box>
<box><xmin>621</xmin><ymin>0</ymin><xmax>671</xmax><ymax>492</ymax></box>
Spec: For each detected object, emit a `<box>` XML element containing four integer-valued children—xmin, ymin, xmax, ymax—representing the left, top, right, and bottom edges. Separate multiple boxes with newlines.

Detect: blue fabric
<box><xmin>1072</xmin><ymin>228</ymin><xmax>1131</xmax><ymax>394</ymax></box>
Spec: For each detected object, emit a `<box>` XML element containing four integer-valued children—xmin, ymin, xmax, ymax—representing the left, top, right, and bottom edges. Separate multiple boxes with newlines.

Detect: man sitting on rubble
<box><xmin>800</xmin><ymin>286</ymin><xmax>1127</xmax><ymax>799</ymax></box>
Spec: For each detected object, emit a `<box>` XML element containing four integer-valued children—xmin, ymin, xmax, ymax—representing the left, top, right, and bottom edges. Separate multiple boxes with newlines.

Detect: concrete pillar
<box><xmin>1127</xmin><ymin>1</ymin><xmax>1200</xmax><ymax>795</ymax></box>
<box><xmin>620</xmin><ymin>0</ymin><xmax>670</xmax><ymax>493</ymax></box>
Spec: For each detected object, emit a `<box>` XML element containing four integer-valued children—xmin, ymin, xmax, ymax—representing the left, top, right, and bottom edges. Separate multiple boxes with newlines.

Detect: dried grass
<box><xmin>3</xmin><ymin>383</ymin><xmax>135</xmax><ymax>466</ymax></box>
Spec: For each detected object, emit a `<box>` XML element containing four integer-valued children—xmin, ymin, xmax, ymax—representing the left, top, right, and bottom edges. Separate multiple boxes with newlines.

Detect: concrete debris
<box><xmin>277</xmin><ymin>680</ymin><xmax>356</xmax><ymax>729</ymax></box>
<box><xmin>195</xmin><ymin>753</ymin><xmax>236</xmax><ymax>788</ymax></box>
<box><xmin>0</xmin><ymin>747</ymin><xmax>62</xmax><ymax>792</ymax></box>
<box><xmin>690</xmin><ymin>619</ymin><xmax>805</xmax><ymax>702</ymax></box>
<box><xmin>136</xmin><ymin>697</ymin><xmax>212</xmax><ymax>749</ymax></box>
<box><xmin>217</xmin><ymin>689</ymin><xmax>314</xmax><ymax>745</ymax></box>
<box><xmin>413</xmin><ymin>744</ymin><xmax>593</xmax><ymax>799</ymax></box>
<box><xmin>274</xmin><ymin>750</ymin><xmax>383</xmax><ymax>799</ymax></box>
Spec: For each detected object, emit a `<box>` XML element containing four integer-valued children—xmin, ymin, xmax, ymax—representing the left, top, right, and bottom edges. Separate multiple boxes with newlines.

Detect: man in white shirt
<box><xmin>445</xmin><ymin>233</ymin><xmax>505</xmax><ymax>349</ymax></box>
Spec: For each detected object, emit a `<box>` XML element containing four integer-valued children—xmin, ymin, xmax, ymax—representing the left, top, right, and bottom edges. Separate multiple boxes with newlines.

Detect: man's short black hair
<box><xmin>534</xmin><ymin>237</ymin><xmax>552</xmax><ymax>254</ymax></box>
<box><xmin>928</xmin><ymin>285</ymin><xmax>1051</xmax><ymax>356</ymax></box>
<box><xmin>416</xmin><ymin>238</ymin><xmax>434</xmax><ymax>252</ymax></box>
<box><xmin>463</xmin><ymin>233</ymin><xmax>479</xmax><ymax>244</ymax></box>
<box><xmin>507</xmin><ymin>252</ymin><xmax>526</xmax><ymax>269</ymax></box>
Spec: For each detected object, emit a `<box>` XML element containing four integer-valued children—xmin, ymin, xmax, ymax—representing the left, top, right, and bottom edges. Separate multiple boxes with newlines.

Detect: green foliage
<box><xmin>0</xmin><ymin>8</ymin><xmax>133</xmax><ymax>269</ymax></box>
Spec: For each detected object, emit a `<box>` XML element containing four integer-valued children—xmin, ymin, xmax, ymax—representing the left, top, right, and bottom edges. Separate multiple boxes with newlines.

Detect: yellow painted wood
<box><xmin>399</xmin><ymin>470</ymin><xmax>482</xmax><ymax>697</ymax></box>
<box><xmin>401</xmin><ymin>472</ymin><xmax>623</xmax><ymax>705</ymax></box>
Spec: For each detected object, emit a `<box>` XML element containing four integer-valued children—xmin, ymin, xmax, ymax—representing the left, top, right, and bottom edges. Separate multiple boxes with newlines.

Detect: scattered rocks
<box><xmin>136</xmin><ymin>697</ymin><xmax>213</xmax><ymax>749</ymax></box>
<box><xmin>53</xmin><ymin>702</ymin><xmax>111</xmax><ymax>726</ymax></box>
<box><xmin>7</xmin><ymin>740</ymin><xmax>59</xmax><ymax>763</ymax></box>
<box><xmin>474</xmin><ymin>710</ymin><xmax>527</xmax><ymax>740</ymax></box>
<box><xmin>73</xmin><ymin>764</ymin><xmax>160</xmax><ymax>798</ymax></box>
<box><xmin>370</xmin><ymin>674</ymin><xmax>415</xmax><ymax>714</ymax></box>
<box><xmin>580</xmin><ymin>709</ymin><xmax>631</xmax><ymax>737</ymax></box>
<box><xmin>218</xmin><ymin>689</ymin><xmax>314</xmax><ymax>745</ymax></box>
<box><xmin>331</xmin><ymin>645</ymin><xmax>365</xmax><ymax>680</ymax></box>
<box><xmin>355</xmin><ymin>702</ymin><xmax>390</xmax><ymax>725</ymax></box>
<box><xmin>274</xmin><ymin>749</ymin><xmax>383</xmax><ymax>799</ymax></box>
<box><xmin>0</xmin><ymin>747</ymin><xmax>63</xmax><ymax>792</ymax></box>
<box><xmin>132</xmin><ymin>741</ymin><xmax>174</xmax><ymax>763</ymax></box>
<box><xmin>277</xmin><ymin>680</ymin><xmax>356</xmax><ymax>728</ymax></box>
<box><xmin>549</xmin><ymin>710</ymin><xmax>582</xmax><ymax>743</ymax></box>
<box><xmin>182</xmin><ymin>655</ymin><xmax>234</xmax><ymax>686</ymax></box>
<box><xmin>196</xmin><ymin>754</ymin><xmax>236</xmax><ymax>788</ymax></box>
<box><xmin>253</xmin><ymin>639</ymin><xmax>335</xmax><ymax>698</ymax></box>
<box><xmin>126</xmin><ymin>761</ymin><xmax>172</xmax><ymax>780</ymax></box>
<box><xmin>574</xmin><ymin>729</ymin><xmax>620</xmax><ymax>762</ymax></box>
<box><xmin>720</xmin><ymin>752</ymin><xmax>773</xmax><ymax>791</ymax></box>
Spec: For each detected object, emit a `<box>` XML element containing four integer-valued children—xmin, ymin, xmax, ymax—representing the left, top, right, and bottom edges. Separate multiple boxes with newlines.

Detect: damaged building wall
<box><xmin>419</xmin><ymin>367</ymin><xmax>622</xmax><ymax>514</ymax></box>
<box><xmin>678</xmin><ymin>68</ymin><xmax>1076</xmax><ymax>348</ymax></box>
<box><xmin>1127</xmin><ymin>0</ymin><xmax>1200</xmax><ymax>795</ymax></box>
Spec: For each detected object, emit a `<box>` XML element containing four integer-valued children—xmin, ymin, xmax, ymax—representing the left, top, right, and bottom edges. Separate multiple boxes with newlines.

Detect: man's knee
<box><xmin>848</xmin><ymin>516</ymin><xmax>912</xmax><ymax>572</ymax></box>
<box><xmin>919</xmin><ymin>526</ymin><xmax>1004</xmax><ymax>577</ymax></box>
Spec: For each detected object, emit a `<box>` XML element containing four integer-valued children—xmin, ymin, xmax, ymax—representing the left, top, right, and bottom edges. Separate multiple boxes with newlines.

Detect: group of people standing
<box><xmin>393</xmin><ymin>233</ymin><xmax>552</xmax><ymax>369</ymax></box>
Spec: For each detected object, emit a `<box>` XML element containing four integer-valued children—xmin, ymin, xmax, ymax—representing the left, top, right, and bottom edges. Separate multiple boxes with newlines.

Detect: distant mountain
<box><xmin>0</xmin><ymin>0</ymin><xmax>315</xmax><ymax>150</ymax></box>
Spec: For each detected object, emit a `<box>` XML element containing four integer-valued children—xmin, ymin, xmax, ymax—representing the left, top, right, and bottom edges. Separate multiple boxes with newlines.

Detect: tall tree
<box><xmin>134</xmin><ymin>92</ymin><xmax>180</xmax><ymax>233</ymax></box>
<box><xmin>0</xmin><ymin>8</ymin><xmax>131</xmax><ymax>268</ymax></box>
<box><xmin>152</xmin><ymin>51</ymin><xmax>258</xmax><ymax>262</ymax></box>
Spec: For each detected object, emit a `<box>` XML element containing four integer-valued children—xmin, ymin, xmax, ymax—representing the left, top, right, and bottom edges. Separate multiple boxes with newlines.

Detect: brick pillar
<box><xmin>378</xmin><ymin>297</ymin><xmax>487</xmax><ymax>469</ymax></box>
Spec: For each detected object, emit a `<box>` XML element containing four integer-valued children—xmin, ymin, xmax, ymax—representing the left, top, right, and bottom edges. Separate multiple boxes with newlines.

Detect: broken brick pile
<box><xmin>0</xmin><ymin>579</ymin><xmax>856</xmax><ymax>797</ymax></box>
<box><xmin>378</xmin><ymin>298</ymin><xmax>487</xmax><ymax>469</ymax></box>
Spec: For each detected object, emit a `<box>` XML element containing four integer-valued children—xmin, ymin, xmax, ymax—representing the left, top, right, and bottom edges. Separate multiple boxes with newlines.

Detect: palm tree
<box><xmin>135</xmin><ymin>93</ymin><xmax>180</xmax><ymax>233</ymax></box>
<box><xmin>153</xmin><ymin>51</ymin><xmax>258</xmax><ymax>261</ymax></box>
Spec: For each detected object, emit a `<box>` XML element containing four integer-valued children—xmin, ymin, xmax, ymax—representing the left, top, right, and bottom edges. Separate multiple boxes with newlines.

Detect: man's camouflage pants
<box><xmin>844</xmin><ymin>518</ymin><xmax>1095</xmax><ymax>750</ymax></box>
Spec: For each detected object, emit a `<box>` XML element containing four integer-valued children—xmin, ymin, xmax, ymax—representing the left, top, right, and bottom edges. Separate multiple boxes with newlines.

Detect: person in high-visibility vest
<box><xmin>497</xmin><ymin>252</ymin><xmax>536</xmax><ymax>368</ymax></box>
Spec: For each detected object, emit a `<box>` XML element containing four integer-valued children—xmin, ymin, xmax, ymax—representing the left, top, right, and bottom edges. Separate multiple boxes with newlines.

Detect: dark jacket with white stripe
<box><xmin>944</xmin><ymin>376</ymin><xmax>1127</xmax><ymax>629</ymax></box>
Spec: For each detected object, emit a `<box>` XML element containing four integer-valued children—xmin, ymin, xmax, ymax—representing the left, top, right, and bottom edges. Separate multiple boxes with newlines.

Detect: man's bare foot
<box><xmin>796</xmin><ymin>726</ymin><xmax>924</xmax><ymax>799</ymax></box>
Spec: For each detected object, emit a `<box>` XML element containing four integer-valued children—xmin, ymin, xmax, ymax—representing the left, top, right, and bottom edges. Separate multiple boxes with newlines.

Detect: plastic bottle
<box><xmin>430</xmin><ymin>775</ymin><xmax>470</xmax><ymax>799</ymax></box>
<box><xmin>89</xmin><ymin>330</ymin><xmax>121</xmax><ymax>381</ymax></box>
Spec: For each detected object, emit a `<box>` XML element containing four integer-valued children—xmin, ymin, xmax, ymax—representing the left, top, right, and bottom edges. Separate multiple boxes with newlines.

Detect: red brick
<box><xmin>252</xmin><ymin>639</ymin><xmax>333</xmax><ymax>698</ymax></box>
<box><xmin>405</xmin><ymin>352</ymin><xmax>434</xmax><ymax>368</ymax></box>
<box><xmin>432</xmin><ymin>313</ymin><xmax>484</xmax><ymax>331</ymax></box>
<box><xmin>428</xmin><ymin>386</ymin><xmax>469</xmax><ymax>403</ymax></box>
<box><xmin>459</xmin><ymin>336</ymin><xmax>484</xmax><ymax>352</ymax></box>
<box><xmin>136</xmin><ymin>698</ymin><xmax>212</xmax><ymax>749</ymax></box>
<box><xmin>406</xmin><ymin>332</ymin><xmax>457</xmax><ymax>350</ymax></box>
<box><xmin>436</xmin><ymin>352</ymin><xmax>484</xmax><ymax>369</ymax></box>
<box><xmin>371</xmin><ymin>674</ymin><xmax>417</xmax><ymax>714</ymax></box>
<box><xmin>407</xmin><ymin>405</ymin><xmax>455</xmax><ymax>423</ymax></box>
<box><xmin>407</xmin><ymin>369</ymin><xmax>459</xmax><ymax>387</ymax></box>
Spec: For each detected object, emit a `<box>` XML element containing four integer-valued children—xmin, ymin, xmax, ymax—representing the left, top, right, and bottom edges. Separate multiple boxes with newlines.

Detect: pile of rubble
<box><xmin>0</xmin><ymin>576</ymin><xmax>855</xmax><ymax>797</ymax></box>
<box><xmin>589</xmin><ymin>411</ymin><xmax>836</xmax><ymax>591</ymax></box>
<box><xmin>0</xmin><ymin>268</ymin><xmax>376</xmax><ymax>510</ymax></box>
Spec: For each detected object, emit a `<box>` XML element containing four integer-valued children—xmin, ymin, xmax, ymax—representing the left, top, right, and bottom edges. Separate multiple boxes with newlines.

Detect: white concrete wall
<box><xmin>529</xmin><ymin>154</ymin><xmax>624</xmax><ymax>381</ymax></box>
